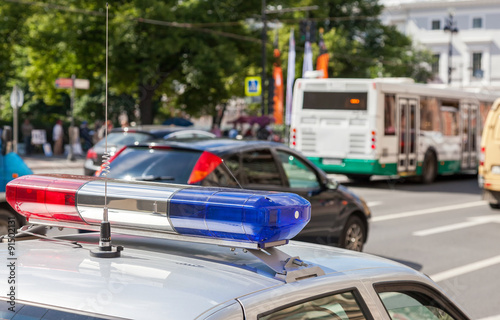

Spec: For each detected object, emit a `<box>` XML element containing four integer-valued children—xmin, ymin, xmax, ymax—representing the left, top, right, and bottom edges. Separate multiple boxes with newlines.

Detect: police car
<box><xmin>0</xmin><ymin>174</ymin><xmax>469</xmax><ymax>319</ymax></box>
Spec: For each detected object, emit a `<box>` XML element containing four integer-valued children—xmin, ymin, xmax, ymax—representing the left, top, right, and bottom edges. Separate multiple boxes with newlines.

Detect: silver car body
<box><xmin>0</xmin><ymin>233</ymin><xmax>466</xmax><ymax>320</ymax></box>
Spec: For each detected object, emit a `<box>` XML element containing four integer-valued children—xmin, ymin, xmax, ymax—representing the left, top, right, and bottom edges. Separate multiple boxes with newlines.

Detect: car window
<box><xmin>378</xmin><ymin>292</ymin><xmax>454</xmax><ymax>320</ymax></box>
<box><xmin>375</xmin><ymin>283</ymin><xmax>464</xmax><ymax>320</ymax></box>
<box><xmin>277</xmin><ymin>150</ymin><xmax>320</xmax><ymax>189</ymax></box>
<box><xmin>240</xmin><ymin>149</ymin><xmax>283</xmax><ymax>186</ymax></box>
<box><xmin>259</xmin><ymin>290</ymin><xmax>368</xmax><ymax>320</ymax></box>
<box><xmin>104</xmin><ymin>147</ymin><xmax>201</xmax><ymax>183</ymax></box>
<box><xmin>94</xmin><ymin>132</ymin><xmax>152</xmax><ymax>147</ymax></box>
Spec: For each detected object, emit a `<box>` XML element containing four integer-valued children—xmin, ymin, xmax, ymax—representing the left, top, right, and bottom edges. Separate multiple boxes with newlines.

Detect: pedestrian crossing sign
<box><xmin>245</xmin><ymin>76</ymin><xmax>262</xmax><ymax>97</ymax></box>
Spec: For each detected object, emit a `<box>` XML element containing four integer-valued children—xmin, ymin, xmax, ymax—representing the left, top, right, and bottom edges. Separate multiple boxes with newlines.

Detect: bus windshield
<box><xmin>303</xmin><ymin>91</ymin><xmax>368</xmax><ymax>110</ymax></box>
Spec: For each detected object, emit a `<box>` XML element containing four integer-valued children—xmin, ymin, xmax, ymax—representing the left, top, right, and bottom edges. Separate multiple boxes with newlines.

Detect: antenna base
<box><xmin>90</xmin><ymin>245</ymin><xmax>123</xmax><ymax>258</ymax></box>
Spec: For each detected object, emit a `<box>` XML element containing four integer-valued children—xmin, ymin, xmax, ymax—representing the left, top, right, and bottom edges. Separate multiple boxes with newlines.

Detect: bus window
<box><xmin>440</xmin><ymin>106</ymin><xmax>459</xmax><ymax>136</ymax></box>
<box><xmin>303</xmin><ymin>92</ymin><xmax>367</xmax><ymax>110</ymax></box>
<box><xmin>384</xmin><ymin>94</ymin><xmax>396</xmax><ymax>135</ymax></box>
<box><xmin>480</xmin><ymin>101</ymin><xmax>493</xmax><ymax>132</ymax></box>
<box><xmin>420</xmin><ymin>97</ymin><xmax>441</xmax><ymax>132</ymax></box>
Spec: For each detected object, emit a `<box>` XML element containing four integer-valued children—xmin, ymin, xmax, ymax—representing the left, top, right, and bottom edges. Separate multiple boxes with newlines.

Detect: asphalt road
<box><xmin>342</xmin><ymin>174</ymin><xmax>500</xmax><ymax>320</ymax></box>
<box><xmin>24</xmin><ymin>156</ymin><xmax>500</xmax><ymax>319</ymax></box>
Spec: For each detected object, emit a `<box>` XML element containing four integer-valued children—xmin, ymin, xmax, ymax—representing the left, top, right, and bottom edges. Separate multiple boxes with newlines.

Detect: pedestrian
<box><xmin>21</xmin><ymin>118</ymin><xmax>34</xmax><ymax>155</ymax></box>
<box><xmin>98</xmin><ymin>120</ymin><xmax>113</xmax><ymax>140</ymax></box>
<box><xmin>52</xmin><ymin>120</ymin><xmax>64</xmax><ymax>155</ymax></box>
<box><xmin>211</xmin><ymin>124</ymin><xmax>222</xmax><ymax>137</ymax></box>
<box><xmin>80</xmin><ymin>121</ymin><xmax>93</xmax><ymax>151</ymax></box>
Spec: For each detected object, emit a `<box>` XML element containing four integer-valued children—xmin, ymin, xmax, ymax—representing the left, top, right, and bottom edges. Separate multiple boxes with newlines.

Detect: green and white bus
<box><xmin>289</xmin><ymin>78</ymin><xmax>498</xmax><ymax>183</ymax></box>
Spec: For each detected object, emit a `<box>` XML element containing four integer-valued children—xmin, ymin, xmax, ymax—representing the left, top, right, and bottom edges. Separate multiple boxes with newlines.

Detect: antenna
<box><xmin>91</xmin><ymin>3</ymin><xmax>122</xmax><ymax>258</ymax></box>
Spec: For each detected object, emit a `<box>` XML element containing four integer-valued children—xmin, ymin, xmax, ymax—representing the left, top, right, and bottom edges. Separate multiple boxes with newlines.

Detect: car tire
<box><xmin>489</xmin><ymin>202</ymin><xmax>500</xmax><ymax>209</ymax></box>
<box><xmin>0</xmin><ymin>209</ymin><xmax>19</xmax><ymax>236</ymax></box>
<box><xmin>339</xmin><ymin>215</ymin><xmax>366</xmax><ymax>252</ymax></box>
<box><xmin>420</xmin><ymin>151</ymin><xmax>437</xmax><ymax>184</ymax></box>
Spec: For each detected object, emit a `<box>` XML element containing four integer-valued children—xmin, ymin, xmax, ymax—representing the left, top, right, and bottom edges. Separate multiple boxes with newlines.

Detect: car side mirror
<box><xmin>326</xmin><ymin>178</ymin><xmax>339</xmax><ymax>190</ymax></box>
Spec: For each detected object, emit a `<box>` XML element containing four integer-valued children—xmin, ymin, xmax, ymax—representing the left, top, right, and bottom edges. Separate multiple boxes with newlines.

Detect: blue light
<box><xmin>169</xmin><ymin>187</ymin><xmax>311</xmax><ymax>244</ymax></box>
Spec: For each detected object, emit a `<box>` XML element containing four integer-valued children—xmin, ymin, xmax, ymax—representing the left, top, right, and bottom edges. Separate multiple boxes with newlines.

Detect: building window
<box><xmin>431</xmin><ymin>54</ymin><xmax>440</xmax><ymax>74</ymax></box>
<box><xmin>472</xmin><ymin>17</ymin><xmax>482</xmax><ymax>29</ymax></box>
<box><xmin>472</xmin><ymin>53</ymin><xmax>483</xmax><ymax>78</ymax></box>
<box><xmin>431</xmin><ymin>20</ymin><xmax>441</xmax><ymax>30</ymax></box>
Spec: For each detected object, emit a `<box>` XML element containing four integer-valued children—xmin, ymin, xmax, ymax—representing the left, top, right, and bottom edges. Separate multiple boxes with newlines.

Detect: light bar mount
<box><xmin>248</xmin><ymin>247</ymin><xmax>325</xmax><ymax>283</ymax></box>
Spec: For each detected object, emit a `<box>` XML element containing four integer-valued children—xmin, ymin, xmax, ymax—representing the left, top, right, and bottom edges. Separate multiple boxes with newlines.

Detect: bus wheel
<box><xmin>421</xmin><ymin>152</ymin><xmax>437</xmax><ymax>184</ymax></box>
<box><xmin>339</xmin><ymin>215</ymin><xmax>366</xmax><ymax>252</ymax></box>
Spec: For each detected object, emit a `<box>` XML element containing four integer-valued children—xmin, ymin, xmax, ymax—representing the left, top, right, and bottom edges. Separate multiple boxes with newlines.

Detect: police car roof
<box><xmin>6</xmin><ymin>233</ymin><xmax>428</xmax><ymax>320</ymax></box>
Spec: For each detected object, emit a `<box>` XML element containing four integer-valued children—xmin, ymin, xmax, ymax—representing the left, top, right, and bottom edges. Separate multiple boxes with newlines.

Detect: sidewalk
<box><xmin>21</xmin><ymin>154</ymin><xmax>86</xmax><ymax>175</ymax></box>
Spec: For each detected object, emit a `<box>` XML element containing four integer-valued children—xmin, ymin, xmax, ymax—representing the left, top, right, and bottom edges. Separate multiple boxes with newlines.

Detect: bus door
<box><xmin>397</xmin><ymin>97</ymin><xmax>419</xmax><ymax>174</ymax></box>
<box><xmin>460</xmin><ymin>102</ymin><xmax>479</xmax><ymax>169</ymax></box>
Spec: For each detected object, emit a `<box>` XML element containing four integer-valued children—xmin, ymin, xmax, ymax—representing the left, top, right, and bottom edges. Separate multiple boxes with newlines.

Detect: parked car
<box><xmin>479</xmin><ymin>98</ymin><xmax>500</xmax><ymax>208</ymax></box>
<box><xmin>1</xmin><ymin>174</ymin><xmax>470</xmax><ymax>320</ymax></box>
<box><xmin>98</xmin><ymin>138</ymin><xmax>371</xmax><ymax>251</ymax></box>
<box><xmin>84</xmin><ymin>125</ymin><xmax>215</xmax><ymax>175</ymax></box>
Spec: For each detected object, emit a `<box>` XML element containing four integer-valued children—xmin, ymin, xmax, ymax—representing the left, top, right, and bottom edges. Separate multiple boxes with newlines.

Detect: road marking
<box><xmin>367</xmin><ymin>201</ymin><xmax>383</xmax><ymax>207</ymax></box>
<box><xmin>413</xmin><ymin>215</ymin><xmax>500</xmax><ymax>236</ymax></box>
<box><xmin>430</xmin><ymin>255</ymin><xmax>500</xmax><ymax>283</ymax></box>
<box><xmin>478</xmin><ymin>315</ymin><xmax>500</xmax><ymax>320</ymax></box>
<box><xmin>372</xmin><ymin>201</ymin><xmax>487</xmax><ymax>222</ymax></box>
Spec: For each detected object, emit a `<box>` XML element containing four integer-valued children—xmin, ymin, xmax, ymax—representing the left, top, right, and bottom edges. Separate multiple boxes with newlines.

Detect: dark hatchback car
<box><xmin>98</xmin><ymin>138</ymin><xmax>371</xmax><ymax>251</ymax></box>
<box><xmin>84</xmin><ymin>126</ymin><xmax>215</xmax><ymax>176</ymax></box>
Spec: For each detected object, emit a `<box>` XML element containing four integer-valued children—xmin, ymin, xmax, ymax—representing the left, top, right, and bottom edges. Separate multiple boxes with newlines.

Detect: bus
<box><xmin>289</xmin><ymin>78</ymin><xmax>499</xmax><ymax>183</ymax></box>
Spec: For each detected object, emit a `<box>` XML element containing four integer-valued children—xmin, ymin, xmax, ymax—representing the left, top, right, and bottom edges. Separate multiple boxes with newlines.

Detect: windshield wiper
<box><xmin>134</xmin><ymin>175</ymin><xmax>175</xmax><ymax>182</ymax></box>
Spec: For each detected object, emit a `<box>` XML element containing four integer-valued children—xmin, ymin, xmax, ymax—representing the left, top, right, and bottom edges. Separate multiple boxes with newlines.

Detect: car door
<box><xmin>272</xmin><ymin>148</ymin><xmax>345</xmax><ymax>245</ymax></box>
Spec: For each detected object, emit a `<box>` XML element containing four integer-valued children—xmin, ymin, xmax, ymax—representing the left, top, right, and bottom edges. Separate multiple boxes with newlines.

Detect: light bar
<box><xmin>6</xmin><ymin>174</ymin><xmax>311</xmax><ymax>248</ymax></box>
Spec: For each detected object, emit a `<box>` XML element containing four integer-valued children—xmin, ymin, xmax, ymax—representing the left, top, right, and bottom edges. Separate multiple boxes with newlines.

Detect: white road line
<box><xmin>372</xmin><ymin>201</ymin><xmax>487</xmax><ymax>222</ymax></box>
<box><xmin>413</xmin><ymin>215</ymin><xmax>500</xmax><ymax>236</ymax></box>
<box><xmin>430</xmin><ymin>255</ymin><xmax>500</xmax><ymax>283</ymax></box>
<box><xmin>367</xmin><ymin>201</ymin><xmax>383</xmax><ymax>207</ymax></box>
<box><xmin>478</xmin><ymin>315</ymin><xmax>500</xmax><ymax>320</ymax></box>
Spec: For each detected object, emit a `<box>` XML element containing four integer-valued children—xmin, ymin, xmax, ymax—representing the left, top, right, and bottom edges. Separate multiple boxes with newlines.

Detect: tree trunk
<box><xmin>139</xmin><ymin>85</ymin><xmax>155</xmax><ymax>125</ymax></box>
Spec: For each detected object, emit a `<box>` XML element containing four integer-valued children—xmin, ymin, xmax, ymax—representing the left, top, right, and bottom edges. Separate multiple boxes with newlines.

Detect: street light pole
<box><xmin>67</xmin><ymin>74</ymin><xmax>76</xmax><ymax>161</ymax></box>
<box><xmin>261</xmin><ymin>0</ymin><xmax>267</xmax><ymax>116</ymax></box>
<box><xmin>444</xmin><ymin>12</ymin><xmax>458</xmax><ymax>85</ymax></box>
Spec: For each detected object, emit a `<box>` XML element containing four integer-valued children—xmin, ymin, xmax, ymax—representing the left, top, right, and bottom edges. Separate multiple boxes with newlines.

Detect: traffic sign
<box><xmin>10</xmin><ymin>86</ymin><xmax>23</xmax><ymax>109</ymax></box>
<box><xmin>55</xmin><ymin>78</ymin><xmax>89</xmax><ymax>89</ymax></box>
<box><xmin>245</xmin><ymin>76</ymin><xmax>262</xmax><ymax>97</ymax></box>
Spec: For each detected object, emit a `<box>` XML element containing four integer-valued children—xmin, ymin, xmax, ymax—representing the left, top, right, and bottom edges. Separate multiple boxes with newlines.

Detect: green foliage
<box><xmin>0</xmin><ymin>0</ymin><xmax>434</xmax><ymax>127</ymax></box>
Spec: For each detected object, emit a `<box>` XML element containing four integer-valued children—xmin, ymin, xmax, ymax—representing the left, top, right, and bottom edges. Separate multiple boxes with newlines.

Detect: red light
<box><xmin>86</xmin><ymin>148</ymin><xmax>97</xmax><ymax>161</ymax></box>
<box><xmin>371</xmin><ymin>145</ymin><xmax>376</xmax><ymax>149</ymax></box>
<box><xmin>292</xmin><ymin>141</ymin><xmax>296</xmax><ymax>146</ymax></box>
<box><xmin>187</xmin><ymin>151</ymin><xmax>223</xmax><ymax>184</ymax></box>
<box><xmin>6</xmin><ymin>175</ymin><xmax>93</xmax><ymax>223</ymax></box>
<box><xmin>482</xmin><ymin>147</ymin><xmax>486</xmax><ymax>153</ymax></box>
<box><xmin>371</xmin><ymin>131</ymin><xmax>376</xmax><ymax>136</ymax></box>
<box><xmin>292</xmin><ymin>128</ymin><xmax>296</xmax><ymax>133</ymax></box>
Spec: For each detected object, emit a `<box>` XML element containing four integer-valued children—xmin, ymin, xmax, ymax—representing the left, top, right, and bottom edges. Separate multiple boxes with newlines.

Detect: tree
<box><xmin>0</xmin><ymin>0</ymin><xmax>434</xmax><ymax>127</ymax></box>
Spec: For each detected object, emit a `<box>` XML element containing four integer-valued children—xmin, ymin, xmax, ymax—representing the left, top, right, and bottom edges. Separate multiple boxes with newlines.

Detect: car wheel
<box><xmin>0</xmin><ymin>209</ymin><xmax>19</xmax><ymax>236</ymax></box>
<box><xmin>421</xmin><ymin>151</ymin><xmax>437</xmax><ymax>184</ymax></box>
<box><xmin>340</xmin><ymin>215</ymin><xmax>366</xmax><ymax>252</ymax></box>
<box><xmin>489</xmin><ymin>202</ymin><xmax>500</xmax><ymax>209</ymax></box>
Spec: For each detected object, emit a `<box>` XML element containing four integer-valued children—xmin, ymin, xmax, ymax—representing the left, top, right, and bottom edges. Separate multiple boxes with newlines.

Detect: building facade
<box><xmin>380</xmin><ymin>0</ymin><xmax>500</xmax><ymax>92</ymax></box>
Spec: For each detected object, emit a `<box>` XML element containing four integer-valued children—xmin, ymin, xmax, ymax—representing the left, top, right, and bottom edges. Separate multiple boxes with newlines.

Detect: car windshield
<box><xmin>105</xmin><ymin>147</ymin><xmax>202</xmax><ymax>183</ymax></box>
<box><xmin>94</xmin><ymin>132</ymin><xmax>153</xmax><ymax>147</ymax></box>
